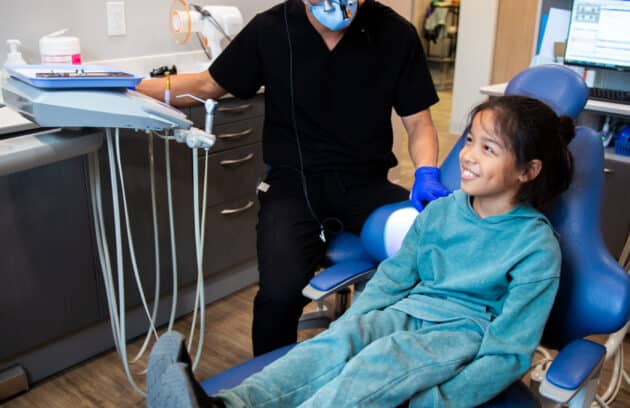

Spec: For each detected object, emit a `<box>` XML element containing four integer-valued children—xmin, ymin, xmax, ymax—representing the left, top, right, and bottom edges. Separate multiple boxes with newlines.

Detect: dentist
<box><xmin>137</xmin><ymin>0</ymin><xmax>449</xmax><ymax>356</ymax></box>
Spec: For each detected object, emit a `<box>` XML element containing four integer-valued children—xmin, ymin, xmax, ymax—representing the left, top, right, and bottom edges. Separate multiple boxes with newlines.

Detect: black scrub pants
<box><xmin>253</xmin><ymin>167</ymin><xmax>409</xmax><ymax>356</ymax></box>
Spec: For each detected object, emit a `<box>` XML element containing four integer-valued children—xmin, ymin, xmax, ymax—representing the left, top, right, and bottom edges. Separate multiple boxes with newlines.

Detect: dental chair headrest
<box><xmin>505</xmin><ymin>64</ymin><xmax>588</xmax><ymax>120</ymax></box>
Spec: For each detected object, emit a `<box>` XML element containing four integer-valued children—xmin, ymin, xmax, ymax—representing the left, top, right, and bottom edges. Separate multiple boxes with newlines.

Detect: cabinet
<box><xmin>0</xmin><ymin>94</ymin><xmax>265</xmax><ymax>387</ymax></box>
<box><xmin>602</xmin><ymin>151</ymin><xmax>630</xmax><ymax>259</ymax></box>
<box><xmin>580</xmin><ymin>116</ymin><xmax>630</xmax><ymax>261</ymax></box>
<box><xmin>0</xmin><ymin>156</ymin><xmax>101</xmax><ymax>362</ymax></box>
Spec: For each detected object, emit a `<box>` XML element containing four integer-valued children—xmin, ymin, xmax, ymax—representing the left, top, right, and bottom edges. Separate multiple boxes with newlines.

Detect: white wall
<box><xmin>0</xmin><ymin>0</ymin><xmax>279</xmax><ymax>64</ymax></box>
<box><xmin>449</xmin><ymin>0</ymin><xmax>499</xmax><ymax>135</ymax></box>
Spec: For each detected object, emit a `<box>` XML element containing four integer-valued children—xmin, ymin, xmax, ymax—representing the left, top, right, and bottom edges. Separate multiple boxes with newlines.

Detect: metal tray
<box><xmin>4</xmin><ymin>64</ymin><xmax>144</xmax><ymax>89</ymax></box>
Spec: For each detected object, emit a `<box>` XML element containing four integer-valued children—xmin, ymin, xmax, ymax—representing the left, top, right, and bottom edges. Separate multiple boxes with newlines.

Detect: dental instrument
<box><xmin>2</xmin><ymin>64</ymin><xmax>216</xmax><ymax>395</ymax></box>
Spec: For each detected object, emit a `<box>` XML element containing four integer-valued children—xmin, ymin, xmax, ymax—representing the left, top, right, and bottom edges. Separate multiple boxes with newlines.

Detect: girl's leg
<box><xmin>219</xmin><ymin>309</ymin><xmax>421</xmax><ymax>407</ymax></box>
<box><xmin>299</xmin><ymin>318</ymin><xmax>484</xmax><ymax>408</ymax></box>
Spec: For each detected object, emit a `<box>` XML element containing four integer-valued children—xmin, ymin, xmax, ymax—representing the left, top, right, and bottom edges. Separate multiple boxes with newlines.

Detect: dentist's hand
<box><xmin>410</xmin><ymin>166</ymin><xmax>451</xmax><ymax>211</ymax></box>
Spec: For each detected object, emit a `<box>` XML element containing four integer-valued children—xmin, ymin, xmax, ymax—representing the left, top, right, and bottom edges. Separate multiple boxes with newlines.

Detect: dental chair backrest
<box><xmin>440</xmin><ymin>64</ymin><xmax>630</xmax><ymax>350</ymax></box>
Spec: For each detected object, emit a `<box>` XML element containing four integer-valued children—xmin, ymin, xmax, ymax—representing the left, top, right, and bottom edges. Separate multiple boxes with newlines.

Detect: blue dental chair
<box><xmin>200</xmin><ymin>65</ymin><xmax>630</xmax><ymax>407</ymax></box>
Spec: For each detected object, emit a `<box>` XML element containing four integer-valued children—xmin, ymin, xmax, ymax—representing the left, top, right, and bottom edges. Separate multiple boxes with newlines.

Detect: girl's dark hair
<box><xmin>467</xmin><ymin>95</ymin><xmax>575</xmax><ymax>211</ymax></box>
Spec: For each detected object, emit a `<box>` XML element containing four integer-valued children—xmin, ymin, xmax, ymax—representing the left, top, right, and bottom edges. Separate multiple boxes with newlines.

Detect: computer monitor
<box><xmin>564</xmin><ymin>0</ymin><xmax>630</xmax><ymax>72</ymax></box>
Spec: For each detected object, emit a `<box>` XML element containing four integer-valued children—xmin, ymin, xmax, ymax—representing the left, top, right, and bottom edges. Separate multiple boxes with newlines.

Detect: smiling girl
<box><xmin>148</xmin><ymin>95</ymin><xmax>575</xmax><ymax>408</ymax></box>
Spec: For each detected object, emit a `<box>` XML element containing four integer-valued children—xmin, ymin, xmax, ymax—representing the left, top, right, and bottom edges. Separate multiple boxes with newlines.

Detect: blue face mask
<box><xmin>308</xmin><ymin>0</ymin><xmax>358</xmax><ymax>31</ymax></box>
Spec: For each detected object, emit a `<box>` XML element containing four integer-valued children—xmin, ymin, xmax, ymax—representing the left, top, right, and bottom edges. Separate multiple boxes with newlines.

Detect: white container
<box><xmin>39</xmin><ymin>30</ymin><xmax>81</xmax><ymax>65</ymax></box>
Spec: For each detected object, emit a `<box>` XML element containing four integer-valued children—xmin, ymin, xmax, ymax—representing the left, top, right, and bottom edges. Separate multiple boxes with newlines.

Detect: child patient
<box><xmin>147</xmin><ymin>95</ymin><xmax>575</xmax><ymax>407</ymax></box>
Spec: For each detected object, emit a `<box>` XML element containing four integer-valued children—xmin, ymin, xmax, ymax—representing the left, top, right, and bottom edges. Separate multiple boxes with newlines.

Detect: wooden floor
<box><xmin>4</xmin><ymin>90</ymin><xmax>630</xmax><ymax>407</ymax></box>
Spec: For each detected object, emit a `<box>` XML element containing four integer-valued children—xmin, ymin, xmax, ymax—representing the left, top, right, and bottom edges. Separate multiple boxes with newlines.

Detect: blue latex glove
<box><xmin>410</xmin><ymin>166</ymin><xmax>451</xmax><ymax>211</ymax></box>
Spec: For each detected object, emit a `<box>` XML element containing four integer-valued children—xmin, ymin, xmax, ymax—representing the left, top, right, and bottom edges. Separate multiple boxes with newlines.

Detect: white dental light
<box><xmin>170</xmin><ymin>0</ymin><xmax>243</xmax><ymax>62</ymax></box>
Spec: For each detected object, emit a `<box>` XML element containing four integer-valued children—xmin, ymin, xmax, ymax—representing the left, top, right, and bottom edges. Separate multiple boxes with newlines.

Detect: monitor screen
<box><xmin>564</xmin><ymin>0</ymin><xmax>630</xmax><ymax>71</ymax></box>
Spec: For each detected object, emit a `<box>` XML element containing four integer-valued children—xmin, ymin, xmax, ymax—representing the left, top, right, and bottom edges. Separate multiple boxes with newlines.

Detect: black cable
<box><xmin>284</xmin><ymin>1</ymin><xmax>344</xmax><ymax>239</ymax></box>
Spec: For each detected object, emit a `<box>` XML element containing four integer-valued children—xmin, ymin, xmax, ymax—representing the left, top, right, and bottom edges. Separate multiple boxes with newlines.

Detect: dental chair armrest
<box><xmin>302</xmin><ymin>260</ymin><xmax>377</xmax><ymax>301</ymax></box>
<box><xmin>538</xmin><ymin>339</ymin><xmax>605</xmax><ymax>403</ymax></box>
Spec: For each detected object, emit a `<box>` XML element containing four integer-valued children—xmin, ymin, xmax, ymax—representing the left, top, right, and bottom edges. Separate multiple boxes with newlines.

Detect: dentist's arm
<box><xmin>403</xmin><ymin>109</ymin><xmax>451</xmax><ymax>211</ymax></box>
<box><xmin>403</xmin><ymin>109</ymin><xmax>438</xmax><ymax>169</ymax></box>
<box><xmin>135</xmin><ymin>70</ymin><xmax>227</xmax><ymax>108</ymax></box>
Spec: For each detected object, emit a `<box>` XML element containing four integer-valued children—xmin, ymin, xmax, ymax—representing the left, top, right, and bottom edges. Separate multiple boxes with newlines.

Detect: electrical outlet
<box><xmin>107</xmin><ymin>1</ymin><xmax>126</xmax><ymax>36</ymax></box>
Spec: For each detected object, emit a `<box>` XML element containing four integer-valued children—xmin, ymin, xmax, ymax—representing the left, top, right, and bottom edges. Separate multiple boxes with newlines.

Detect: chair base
<box><xmin>298</xmin><ymin>288</ymin><xmax>350</xmax><ymax>331</ymax></box>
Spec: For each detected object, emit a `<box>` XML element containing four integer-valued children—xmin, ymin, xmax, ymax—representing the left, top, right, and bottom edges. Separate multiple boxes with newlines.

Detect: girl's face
<box><xmin>459</xmin><ymin>109</ymin><xmax>528</xmax><ymax>217</ymax></box>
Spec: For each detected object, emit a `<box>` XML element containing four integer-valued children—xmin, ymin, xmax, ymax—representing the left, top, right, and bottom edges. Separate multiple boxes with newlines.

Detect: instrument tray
<box><xmin>4</xmin><ymin>64</ymin><xmax>143</xmax><ymax>89</ymax></box>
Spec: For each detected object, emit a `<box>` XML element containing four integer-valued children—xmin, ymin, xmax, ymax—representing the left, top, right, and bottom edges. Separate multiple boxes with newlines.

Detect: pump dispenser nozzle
<box><xmin>5</xmin><ymin>39</ymin><xmax>26</xmax><ymax>65</ymax></box>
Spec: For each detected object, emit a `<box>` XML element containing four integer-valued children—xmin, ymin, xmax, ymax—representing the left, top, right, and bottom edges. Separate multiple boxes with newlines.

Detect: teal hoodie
<box><xmin>340</xmin><ymin>190</ymin><xmax>561</xmax><ymax>406</ymax></box>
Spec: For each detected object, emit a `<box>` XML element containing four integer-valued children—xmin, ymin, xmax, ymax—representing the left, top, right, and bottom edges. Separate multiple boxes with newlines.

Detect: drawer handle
<box><xmin>604</xmin><ymin>168</ymin><xmax>615</xmax><ymax>174</ymax></box>
<box><xmin>217</xmin><ymin>128</ymin><xmax>253</xmax><ymax>140</ymax></box>
<box><xmin>218</xmin><ymin>103</ymin><xmax>252</xmax><ymax>113</ymax></box>
<box><xmin>220</xmin><ymin>153</ymin><xmax>255</xmax><ymax>166</ymax></box>
<box><xmin>221</xmin><ymin>201</ymin><xmax>254</xmax><ymax>215</ymax></box>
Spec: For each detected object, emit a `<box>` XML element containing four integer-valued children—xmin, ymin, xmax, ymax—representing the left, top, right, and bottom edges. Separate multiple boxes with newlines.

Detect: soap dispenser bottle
<box><xmin>5</xmin><ymin>39</ymin><xmax>27</xmax><ymax>65</ymax></box>
<box><xmin>2</xmin><ymin>39</ymin><xmax>27</xmax><ymax>104</ymax></box>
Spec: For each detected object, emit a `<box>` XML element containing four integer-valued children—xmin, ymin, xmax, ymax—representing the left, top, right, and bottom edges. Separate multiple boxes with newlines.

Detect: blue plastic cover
<box><xmin>505</xmin><ymin>65</ymin><xmax>588</xmax><ymax>120</ymax></box>
<box><xmin>310</xmin><ymin>260</ymin><xmax>376</xmax><ymax>292</ymax></box>
<box><xmin>546</xmin><ymin>339</ymin><xmax>605</xmax><ymax>390</ymax></box>
<box><xmin>360</xmin><ymin>200</ymin><xmax>414</xmax><ymax>262</ymax></box>
<box><xmin>325</xmin><ymin>232</ymin><xmax>373</xmax><ymax>265</ymax></box>
<box><xmin>4</xmin><ymin>64</ymin><xmax>143</xmax><ymax>89</ymax></box>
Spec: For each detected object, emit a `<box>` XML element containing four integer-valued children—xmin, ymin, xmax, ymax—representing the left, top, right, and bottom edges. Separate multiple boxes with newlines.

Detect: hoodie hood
<box><xmin>451</xmin><ymin>189</ymin><xmax>549</xmax><ymax>226</ymax></box>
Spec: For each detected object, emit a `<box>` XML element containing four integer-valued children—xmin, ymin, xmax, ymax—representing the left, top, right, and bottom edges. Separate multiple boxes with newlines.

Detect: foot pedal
<box><xmin>0</xmin><ymin>365</ymin><xmax>29</xmax><ymax>401</ymax></box>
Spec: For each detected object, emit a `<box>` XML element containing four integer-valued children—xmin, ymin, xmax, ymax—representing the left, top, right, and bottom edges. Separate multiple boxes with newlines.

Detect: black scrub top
<box><xmin>209</xmin><ymin>0</ymin><xmax>438</xmax><ymax>173</ymax></box>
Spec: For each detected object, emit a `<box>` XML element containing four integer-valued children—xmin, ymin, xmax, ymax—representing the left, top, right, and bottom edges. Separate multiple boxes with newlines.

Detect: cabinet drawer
<box><xmin>216</xmin><ymin>95</ymin><xmax>264</xmax><ymax>124</ymax></box>
<box><xmin>200</xmin><ymin>194</ymin><xmax>259</xmax><ymax>278</ymax></box>
<box><xmin>166</xmin><ymin>194</ymin><xmax>259</xmax><ymax>289</ymax></box>
<box><xmin>602</xmin><ymin>157</ymin><xmax>630</xmax><ymax>259</ymax></box>
<box><xmin>198</xmin><ymin>143</ymin><xmax>265</xmax><ymax>207</ymax></box>
<box><xmin>211</xmin><ymin>116</ymin><xmax>263</xmax><ymax>153</ymax></box>
<box><xmin>186</xmin><ymin>94</ymin><xmax>264</xmax><ymax>127</ymax></box>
